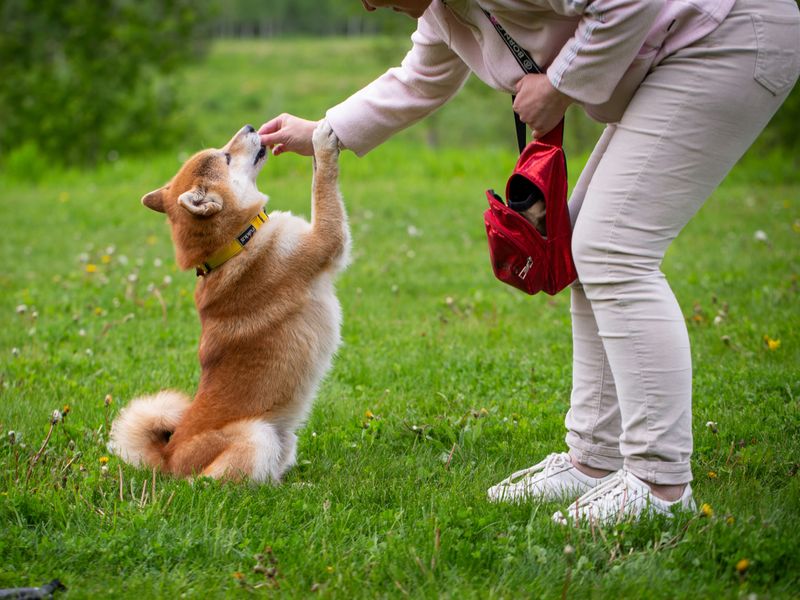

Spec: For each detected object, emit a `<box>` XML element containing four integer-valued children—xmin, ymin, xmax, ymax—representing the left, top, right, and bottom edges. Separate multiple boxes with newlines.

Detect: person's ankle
<box><xmin>570</xmin><ymin>455</ymin><xmax>612</xmax><ymax>479</ymax></box>
<box><xmin>643</xmin><ymin>480</ymin><xmax>687</xmax><ymax>502</ymax></box>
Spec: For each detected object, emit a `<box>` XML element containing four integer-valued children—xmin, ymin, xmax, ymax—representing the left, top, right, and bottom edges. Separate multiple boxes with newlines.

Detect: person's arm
<box><xmin>325</xmin><ymin>15</ymin><xmax>471</xmax><ymax>156</ymax></box>
<box><xmin>513</xmin><ymin>0</ymin><xmax>664</xmax><ymax>136</ymax></box>
<box><xmin>544</xmin><ymin>0</ymin><xmax>665</xmax><ymax>104</ymax></box>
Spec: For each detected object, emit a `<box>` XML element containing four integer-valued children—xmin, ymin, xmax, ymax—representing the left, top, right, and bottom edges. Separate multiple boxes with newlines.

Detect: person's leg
<box><xmin>569</xmin><ymin>0</ymin><xmax>798</xmax><ymax>502</ymax></box>
<box><xmin>487</xmin><ymin>127</ymin><xmax>623</xmax><ymax>504</ymax></box>
<box><xmin>565</xmin><ymin>125</ymin><xmax>626</xmax><ymax>476</ymax></box>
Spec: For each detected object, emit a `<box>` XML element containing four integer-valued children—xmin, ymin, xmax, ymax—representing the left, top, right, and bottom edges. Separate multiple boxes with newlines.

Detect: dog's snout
<box><xmin>244</xmin><ymin>124</ymin><xmax>256</xmax><ymax>134</ymax></box>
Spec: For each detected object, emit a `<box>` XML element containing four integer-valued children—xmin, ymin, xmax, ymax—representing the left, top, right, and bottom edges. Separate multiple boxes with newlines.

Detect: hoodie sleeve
<box><xmin>326</xmin><ymin>15</ymin><xmax>471</xmax><ymax>156</ymax></box>
<box><xmin>542</xmin><ymin>0</ymin><xmax>665</xmax><ymax>105</ymax></box>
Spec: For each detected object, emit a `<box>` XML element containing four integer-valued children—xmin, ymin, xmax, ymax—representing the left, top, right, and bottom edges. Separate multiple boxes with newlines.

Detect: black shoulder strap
<box><xmin>481</xmin><ymin>8</ymin><xmax>543</xmax><ymax>75</ymax></box>
<box><xmin>483</xmin><ymin>9</ymin><xmax>560</xmax><ymax>153</ymax></box>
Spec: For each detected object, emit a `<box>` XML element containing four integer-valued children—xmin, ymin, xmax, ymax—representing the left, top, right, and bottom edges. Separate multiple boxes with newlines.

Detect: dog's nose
<box><xmin>244</xmin><ymin>124</ymin><xmax>255</xmax><ymax>133</ymax></box>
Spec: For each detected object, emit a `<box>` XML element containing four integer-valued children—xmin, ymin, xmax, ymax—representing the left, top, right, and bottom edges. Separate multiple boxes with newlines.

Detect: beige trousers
<box><xmin>565</xmin><ymin>0</ymin><xmax>800</xmax><ymax>485</ymax></box>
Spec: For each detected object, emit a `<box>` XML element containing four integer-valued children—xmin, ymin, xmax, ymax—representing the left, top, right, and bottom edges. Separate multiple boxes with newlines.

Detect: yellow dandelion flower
<box><xmin>94</xmin><ymin>307</ymin><xmax>103</xmax><ymax>316</ymax></box>
<box><xmin>146</xmin><ymin>235</ymin><xmax>158</xmax><ymax>246</ymax></box>
<box><xmin>763</xmin><ymin>335</ymin><xmax>780</xmax><ymax>351</ymax></box>
<box><xmin>62</xmin><ymin>404</ymin><xmax>71</xmax><ymax>415</ymax></box>
<box><xmin>364</xmin><ymin>409</ymin><xmax>374</xmax><ymax>419</ymax></box>
<box><xmin>99</xmin><ymin>456</ymin><xmax>109</xmax><ymax>464</ymax></box>
<box><xmin>708</xmin><ymin>471</ymin><xmax>718</xmax><ymax>479</ymax></box>
<box><xmin>86</xmin><ymin>264</ymin><xmax>97</xmax><ymax>273</ymax></box>
<box><xmin>326</xmin><ymin>566</ymin><xmax>334</xmax><ymax>574</ymax></box>
<box><xmin>736</xmin><ymin>558</ymin><xmax>750</xmax><ymax>573</ymax></box>
<box><xmin>101</xmin><ymin>254</ymin><xmax>112</xmax><ymax>264</ymax></box>
<box><xmin>232</xmin><ymin>572</ymin><xmax>244</xmax><ymax>580</ymax></box>
<box><xmin>726</xmin><ymin>515</ymin><xmax>735</xmax><ymax>525</ymax></box>
<box><xmin>701</xmin><ymin>503</ymin><xmax>714</xmax><ymax>517</ymax></box>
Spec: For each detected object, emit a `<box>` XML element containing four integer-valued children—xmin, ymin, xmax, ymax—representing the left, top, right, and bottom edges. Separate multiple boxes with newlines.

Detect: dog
<box><xmin>109</xmin><ymin>121</ymin><xmax>350</xmax><ymax>482</ymax></box>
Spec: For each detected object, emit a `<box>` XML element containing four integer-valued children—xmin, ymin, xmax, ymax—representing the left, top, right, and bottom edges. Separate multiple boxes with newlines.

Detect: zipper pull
<box><xmin>518</xmin><ymin>256</ymin><xmax>533</xmax><ymax>280</ymax></box>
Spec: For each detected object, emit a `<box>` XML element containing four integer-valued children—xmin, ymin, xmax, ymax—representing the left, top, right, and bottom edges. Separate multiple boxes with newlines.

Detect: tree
<box><xmin>0</xmin><ymin>0</ymin><xmax>213</xmax><ymax>166</ymax></box>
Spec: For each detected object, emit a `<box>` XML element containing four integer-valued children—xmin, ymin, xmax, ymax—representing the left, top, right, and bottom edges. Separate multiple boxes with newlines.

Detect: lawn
<box><xmin>1</xmin><ymin>38</ymin><xmax>799</xmax><ymax>598</ymax></box>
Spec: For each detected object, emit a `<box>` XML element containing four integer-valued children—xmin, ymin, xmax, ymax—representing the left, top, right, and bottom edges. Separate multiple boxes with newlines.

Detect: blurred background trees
<box><xmin>0</xmin><ymin>0</ymin><xmax>796</xmax><ymax>170</ymax></box>
<box><xmin>0</xmin><ymin>0</ymin><xmax>214</xmax><ymax>167</ymax></box>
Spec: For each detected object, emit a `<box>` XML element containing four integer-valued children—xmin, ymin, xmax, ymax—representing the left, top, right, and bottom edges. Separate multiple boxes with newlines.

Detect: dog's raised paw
<box><xmin>312</xmin><ymin>120</ymin><xmax>339</xmax><ymax>159</ymax></box>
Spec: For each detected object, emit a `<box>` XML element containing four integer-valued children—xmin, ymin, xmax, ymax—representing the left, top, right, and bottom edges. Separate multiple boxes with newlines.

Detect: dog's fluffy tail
<box><xmin>109</xmin><ymin>390</ymin><xmax>190</xmax><ymax>468</ymax></box>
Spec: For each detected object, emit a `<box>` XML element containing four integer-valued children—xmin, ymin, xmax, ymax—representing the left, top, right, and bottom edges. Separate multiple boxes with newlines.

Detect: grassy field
<box><xmin>1</xmin><ymin>38</ymin><xmax>799</xmax><ymax>598</ymax></box>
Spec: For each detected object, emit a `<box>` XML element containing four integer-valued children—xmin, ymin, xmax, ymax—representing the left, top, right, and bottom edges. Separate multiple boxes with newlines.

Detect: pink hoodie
<box><xmin>326</xmin><ymin>0</ymin><xmax>735</xmax><ymax>156</ymax></box>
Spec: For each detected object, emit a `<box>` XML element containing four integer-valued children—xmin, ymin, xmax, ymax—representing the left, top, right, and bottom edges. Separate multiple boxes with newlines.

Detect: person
<box><xmin>259</xmin><ymin>0</ymin><xmax>800</xmax><ymax>525</ymax></box>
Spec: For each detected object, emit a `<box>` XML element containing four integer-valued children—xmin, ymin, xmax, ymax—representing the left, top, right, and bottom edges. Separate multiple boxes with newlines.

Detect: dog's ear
<box><xmin>141</xmin><ymin>186</ymin><xmax>168</xmax><ymax>213</ymax></box>
<box><xmin>177</xmin><ymin>187</ymin><xmax>223</xmax><ymax>217</ymax></box>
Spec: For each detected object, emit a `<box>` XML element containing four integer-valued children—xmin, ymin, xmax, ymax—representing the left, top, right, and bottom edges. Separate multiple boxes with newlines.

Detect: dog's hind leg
<box><xmin>200</xmin><ymin>420</ymin><xmax>285</xmax><ymax>483</ymax></box>
<box><xmin>276</xmin><ymin>431</ymin><xmax>297</xmax><ymax>479</ymax></box>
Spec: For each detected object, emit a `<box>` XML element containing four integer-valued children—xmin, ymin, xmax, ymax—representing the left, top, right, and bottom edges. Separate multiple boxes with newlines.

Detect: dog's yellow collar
<box><xmin>195</xmin><ymin>209</ymin><xmax>269</xmax><ymax>277</ymax></box>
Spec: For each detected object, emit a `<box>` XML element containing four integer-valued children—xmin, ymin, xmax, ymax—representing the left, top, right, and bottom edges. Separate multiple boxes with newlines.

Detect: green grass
<box><xmin>1</xmin><ymin>37</ymin><xmax>799</xmax><ymax>598</ymax></box>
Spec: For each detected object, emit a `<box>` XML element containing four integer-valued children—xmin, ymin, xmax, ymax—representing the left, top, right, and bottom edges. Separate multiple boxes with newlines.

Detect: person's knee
<box><xmin>571</xmin><ymin>223</ymin><xmax>659</xmax><ymax>288</ymax></box>
<box><xmin>571</xmin><ymin>224</ymin><xmax>608</xmax><ymax>285</ymax></box>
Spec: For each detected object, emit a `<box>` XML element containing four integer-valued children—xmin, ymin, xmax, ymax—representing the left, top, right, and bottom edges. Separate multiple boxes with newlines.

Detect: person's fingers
<box><xmin>258</xmin><ymin>115</ymin><xmax>285</xmax><ymax>135</ymax></box>
<box><xmin>260</xmin><ymin>132</ymin><xmax>284</xmax><ymax>147</ymax></box>
<box><xmin>272</xmin><ymin>143</ymin><xmax>286</xmax><ymax>156</ymax></box>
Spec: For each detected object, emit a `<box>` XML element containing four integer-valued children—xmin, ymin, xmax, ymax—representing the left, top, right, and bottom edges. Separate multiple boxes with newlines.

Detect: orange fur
<box><xmin>110</xmin><ymin>122</ymin><xmax>349</xmax><ymax>483</ymax></box>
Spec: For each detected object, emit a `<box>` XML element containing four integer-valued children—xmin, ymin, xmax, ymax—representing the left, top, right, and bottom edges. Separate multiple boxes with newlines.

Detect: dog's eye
<box><xmin>224</xmin><ymin>153</ymin><xmax>231</xmax><ymax>165</ymax></box>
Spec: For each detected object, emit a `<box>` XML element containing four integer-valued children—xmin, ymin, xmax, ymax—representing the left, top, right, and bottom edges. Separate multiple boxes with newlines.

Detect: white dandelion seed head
<box><xmin>15</xmin><ymin>304</ymin><xmax>27</xmax><ymax>314</ymax></box>
<box><xmin>753</xmin><ymin>230</ymin><xmax>768</xmax><ymax>242</ymax></box>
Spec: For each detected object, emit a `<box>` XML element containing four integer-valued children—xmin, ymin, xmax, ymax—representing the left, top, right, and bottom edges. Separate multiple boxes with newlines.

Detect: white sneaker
<box><xmin>552</xmin><ymin>470</ymin><xmax>697</xmax><ymax>525</ymax></box>
<box><xmin>487</xmin><ymin>452</ymin><xmax>615</xmax><ymax>503</ymax></box>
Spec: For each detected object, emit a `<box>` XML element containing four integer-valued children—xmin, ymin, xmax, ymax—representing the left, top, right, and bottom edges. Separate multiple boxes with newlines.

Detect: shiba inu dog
<box><xmin>109</xmin><ymin>121</ymin><xmax>350</xmax><ymax>482</ymax></box>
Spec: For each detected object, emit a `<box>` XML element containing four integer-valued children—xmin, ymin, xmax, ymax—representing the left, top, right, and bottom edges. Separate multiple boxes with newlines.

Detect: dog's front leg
<box><xmin>301</xmin><ymin>121</ymin><xmax>350</xmax><ymax>270</ymax></box>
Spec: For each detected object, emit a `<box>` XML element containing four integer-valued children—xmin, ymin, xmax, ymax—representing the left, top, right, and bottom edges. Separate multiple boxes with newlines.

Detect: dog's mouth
<box><xmin>254</xmin><ymin>145</ymin><xmax>267</xmax><ymax>166</ymax></box>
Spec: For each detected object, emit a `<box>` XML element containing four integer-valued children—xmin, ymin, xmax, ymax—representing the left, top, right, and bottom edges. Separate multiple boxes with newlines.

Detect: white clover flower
<box><xmin>15</xmin><ymin>304</ymin><xmax>27</xmax><ymax>314</ymax></box>
<box><xmin>118</xmin><ymin>255</ymin><xmax>129</xmax><ymax>266</ymax></box>
<box><xmin>127</xmin><ymin>274</ymin><xmax>138</xmax><ymax>283</ymax></box>
<box><xmin>11</xmin><ymin>347</ymin><xmax>20</xmax><ymax>356</ymax></box>
<box><xmin>163</xmin><ymin>275</ymin><xmax>172</xmax><ymax>286</ymax></box>
<box><xmin>153</xmin><ymin>258</ymin><xmax>163</xmax><ymax>268</ymax></box>
<box><xmin>753</xmin><ymin>230</ymin><xmax>768</xmax><ymax>243</ymax></box>
<box><xmin>407</xmin><ymin>225</ymin><xmax>422</xmax><ymax>237</ymax></box>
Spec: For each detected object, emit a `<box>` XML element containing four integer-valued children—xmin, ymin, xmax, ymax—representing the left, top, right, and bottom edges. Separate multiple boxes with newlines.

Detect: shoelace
<box><xmin>569</xmin><ymin>471</ymin><xmax>638</xmax><ymax>521</ymax></box>
<box><xmin>499</xmin><ymin>452</ymin><xmax>572</xmax><ymax>487</ymax></box>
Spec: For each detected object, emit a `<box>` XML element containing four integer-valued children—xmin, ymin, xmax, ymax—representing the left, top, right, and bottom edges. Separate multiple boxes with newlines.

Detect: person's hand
<box><xmin>512</xmin><ymin>74</ymin><xmax>573</xmax><ymax>139</ymax></box>
<box><xmin>258</xmin><ymin>114</ymin><xmax>320</xmax><ymax>156</ymax></box>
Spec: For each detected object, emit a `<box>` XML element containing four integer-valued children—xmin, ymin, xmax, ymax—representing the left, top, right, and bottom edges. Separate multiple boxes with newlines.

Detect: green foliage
<box><xmin>0</xmin><ymin>0</ymin><xmax>213</xmax><ymax>167</ymax></box>
<box><xmin>757</xmin><ymin>86</ymin><xmax>800</xmax><ymax>151</ymax></box>
<box><xmin>211</xmin><ymin>0</ymin><xmax>416</xmax><ymax>37</ymax></box>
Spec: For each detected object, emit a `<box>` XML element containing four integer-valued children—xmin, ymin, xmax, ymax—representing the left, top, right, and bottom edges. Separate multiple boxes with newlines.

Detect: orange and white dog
<box><xmin>109</xmin><ymin>121</ymin><xmax>350</xmax><ymax>482</ymax></box>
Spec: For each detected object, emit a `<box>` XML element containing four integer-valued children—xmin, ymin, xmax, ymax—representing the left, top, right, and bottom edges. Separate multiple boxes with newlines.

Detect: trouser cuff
<box><xmin>566</xmin><ymin>432</ymin><xmax>624</xmax><ymax>472</ymax></box>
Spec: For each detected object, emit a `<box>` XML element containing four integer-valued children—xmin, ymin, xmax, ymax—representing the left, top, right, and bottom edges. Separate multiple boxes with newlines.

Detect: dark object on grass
<box><xmin>0</xmin><ymin>580</ymin><xmax>65</xmax><ymax>599</ymax></box>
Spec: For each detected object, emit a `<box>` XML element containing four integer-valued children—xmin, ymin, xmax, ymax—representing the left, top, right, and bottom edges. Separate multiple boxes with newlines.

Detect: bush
<box><xmin>0</xmin><ymin>0</ymin><xmax>213</xmax><ymax>167</ymax></box>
